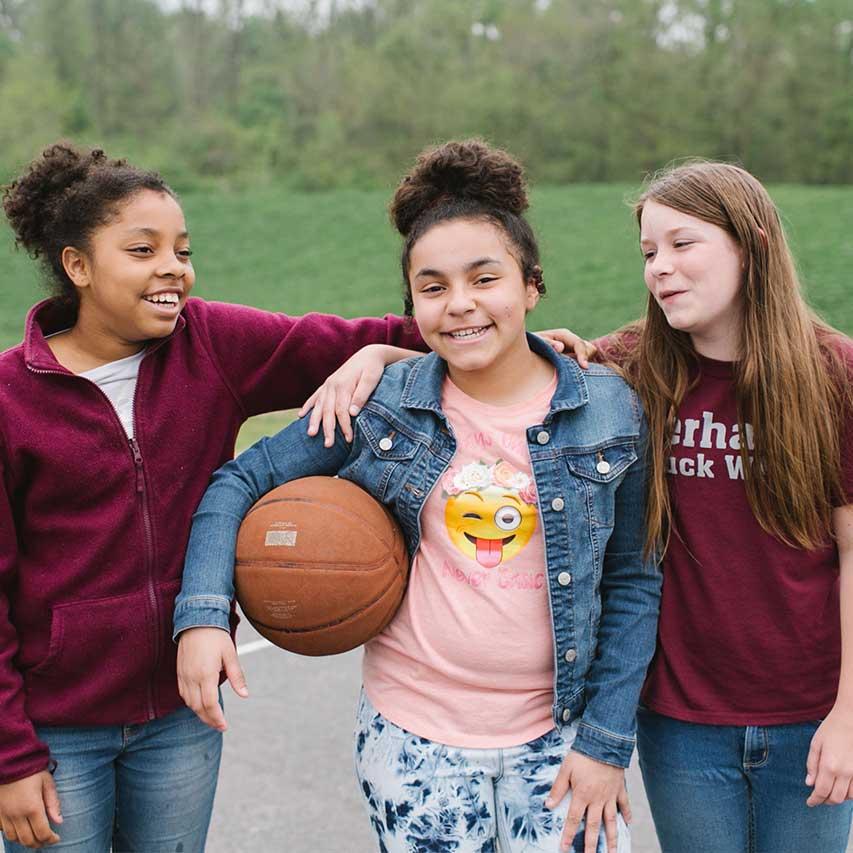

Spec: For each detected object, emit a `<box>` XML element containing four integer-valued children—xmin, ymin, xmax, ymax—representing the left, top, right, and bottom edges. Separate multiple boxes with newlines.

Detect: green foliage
<box><xmin>0</xmin><ymin>0</ymin><xmax>851</xmax><ymax>187</ymax></box>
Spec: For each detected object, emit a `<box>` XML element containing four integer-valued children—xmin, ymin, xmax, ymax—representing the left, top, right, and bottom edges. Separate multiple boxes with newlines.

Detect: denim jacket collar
<box><xmin>399</xmin><ymin>332</ymin><xmax>589</xmax><ymax>419</ymax></box>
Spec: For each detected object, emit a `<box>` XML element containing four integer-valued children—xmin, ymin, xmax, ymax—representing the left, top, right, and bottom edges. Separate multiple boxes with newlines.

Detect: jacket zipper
<box><xmin>27</xmin><ymin>357</ymin><xmax>161</xmax><ymax>721</ymax></box>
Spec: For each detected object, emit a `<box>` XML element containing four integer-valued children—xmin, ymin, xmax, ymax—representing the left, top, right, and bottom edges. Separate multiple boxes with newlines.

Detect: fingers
<box><xmin>41</xmin><ymin>775</ymin><xmax>62</xmax><ymax>826</ymax></box>
<box><xmin>176</xmin><ymin>630</ymin><xmax>232</xmax><ymax>731</ymax></box>
<box><xmin>805</xmin><ymin>735</ymin><xmax>821</xmax><ymax>787</ymax></box>
<box><xmin>27</xmin><ymin>809</ymin><xmax>60</xmax><ymax>848</ymax></box>
<box><xmin>617</xmin><ymin>781</ymin><xmax>632</xmax><ymax>824</ymax></box>
<box><xmin>305</xmin><ymin>389</ymin><xmax>327</xmax><ymax>438</ymax></box>
<box><xmin>583</xmin><ymin>804</ymin><xmax>604</xmax><ymax>853</ymax></box>
<box><xmin>223</xmin><ymin>643</ymin><xmax>249</xmax><ymax>699</ymax></box>
<box><xmin>350</xmin><ymin>367</ymin><xmax>382</xmax><ymax>417</ymax></box>
<box><xmin>561</xmin><ymin>798</ymin><xmax>587</xmax><ymax>852</ymax></box>
<box><xmin>545</xmin><ymin>760</ymin><xmax>571</xmax><ymax>809</ymax></box>
<box><xmin>603</xmin><ymin>800</ymin><xmax>619</xmax><ymax>853</ymax></box>
<box><xmin>297</xmin><ymin>387</ymin><xmax>320</xmax><ymax>419</ymax></box>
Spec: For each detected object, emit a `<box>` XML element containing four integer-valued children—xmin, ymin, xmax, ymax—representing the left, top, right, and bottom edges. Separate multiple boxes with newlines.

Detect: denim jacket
<box><xmin>174</xmin><ymin>334</ymin><xmax>661</xmax><ymax>768</ymax></box>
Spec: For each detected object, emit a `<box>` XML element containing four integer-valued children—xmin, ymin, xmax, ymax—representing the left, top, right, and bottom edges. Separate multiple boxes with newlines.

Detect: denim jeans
<box><xmin>354</xmin><ymin>690</ymin><xmax>630</xmax><ymax>853</ymax></box>
<box><xmin>636</xmin><ymin>706</ymin><xmax>853</xmax><ymax>853</ymax></box>
<box><xmin>3</xmin><ymin>706</ymin><xmax>221</xmax><ymax>853</ymax></box>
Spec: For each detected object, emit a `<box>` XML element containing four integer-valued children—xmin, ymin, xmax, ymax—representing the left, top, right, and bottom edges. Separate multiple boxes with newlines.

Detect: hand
<box><xmin>177</xmin><ymin>627</ymin><xmax>248</xmax><ymax>731</ymax></box>
<box><xmin>546</xmin><ymin>751</ymin><xmax>630</xmax><ymax>853</ymax></box>
<box><xmin>533</xmin><ymin>328</ymin><xmax>597</xmax><ymax>368</ymax></box>
<box><xmin>0</xmin><ymin>770</ymin><xmax>62</xmax><ymax>849</ymax></box>
<box><xmin>806</xmin><ymin>706</ymin><xmax>853</xmax><ymax>806</ymax></box>
<box><xmin>298</xmin><ymin>345</ymin><xmax>420</xmax><ymax>447</ymax></box>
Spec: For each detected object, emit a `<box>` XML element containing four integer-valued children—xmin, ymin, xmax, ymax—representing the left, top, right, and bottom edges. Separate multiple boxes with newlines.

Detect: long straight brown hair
<box><xmin>612</xmin><ymin>161</ymin><xmax>852</xmax><ymax>555</ymax></box>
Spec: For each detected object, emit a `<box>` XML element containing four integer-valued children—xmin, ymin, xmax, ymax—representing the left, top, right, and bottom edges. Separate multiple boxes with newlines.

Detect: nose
<box><xmin>157</xmin><ymin>251</ymin><xmax>188</xmax><ymax>280</ymax></box>
<box><xmin>648</xmin><ymin>249</ymin><xmax>673</xmax><ymax>278</ymax></box>
<box><xmin>445</xmin><ymin>283</ymin><xmax>476</xmax><ymax>315</ymax></box>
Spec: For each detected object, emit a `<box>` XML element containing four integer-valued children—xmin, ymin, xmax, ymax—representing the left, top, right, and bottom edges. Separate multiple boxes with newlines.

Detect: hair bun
<box><xmin>2</xmin><ymin>143</ymin><xmax>108</xmax><ymax>256</ymax></box>
<box><xmin>390</xmin><ymin>139</ymin><xmax>528</xmax><ymax>236</ymax></box>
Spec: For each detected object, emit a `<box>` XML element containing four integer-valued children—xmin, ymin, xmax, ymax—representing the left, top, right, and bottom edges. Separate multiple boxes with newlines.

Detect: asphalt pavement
<box><xmin>204</xmin><ymin>619</ymin><xmax>853</xmax><ymax>853</ymax></box>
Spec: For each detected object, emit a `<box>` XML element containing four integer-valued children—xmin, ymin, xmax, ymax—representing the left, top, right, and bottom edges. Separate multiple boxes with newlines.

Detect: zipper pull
<box><xmin>129</xmin><ymin>439</ymin><xmax>144</xmax><ymax>492</ymax></box>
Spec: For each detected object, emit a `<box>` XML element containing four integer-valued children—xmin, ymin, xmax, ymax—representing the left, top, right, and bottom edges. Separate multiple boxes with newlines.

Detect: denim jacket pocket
<box><xmin>353</xmin><ymin>410</ymin><xmax>422</xmax><ymax>501</ymax></box>
<box><xmin>564</xmin><ymin>441</ymin><xmax>638</xmax><ymax>528</ymax></box>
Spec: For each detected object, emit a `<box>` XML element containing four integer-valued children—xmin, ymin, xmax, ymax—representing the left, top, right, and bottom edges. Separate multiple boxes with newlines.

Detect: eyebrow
<box><xmin>502</xmin><ymin>494</ymin><xmax>522</xmax><ymax>505</ymax></box>
<box><xmin>414</xmin><ymin>256</ymin><xmax>502</xmax><ymax>279</ymax></box>
<box><xmin>640</xmin><ymin>226</ymin><xmax>701</xmax><ymax>244</ymax></box>
<box><xmin>124</xmin><ymin>227</ymin><xmax>189</xmax><ymax>239</ymax></box>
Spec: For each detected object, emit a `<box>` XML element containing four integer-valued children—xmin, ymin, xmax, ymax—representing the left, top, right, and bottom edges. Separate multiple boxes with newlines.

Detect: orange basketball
<box><xmin>234</xmin><ymin>477</ymin><xmax>409</xmax><ymax>656</ymax></box>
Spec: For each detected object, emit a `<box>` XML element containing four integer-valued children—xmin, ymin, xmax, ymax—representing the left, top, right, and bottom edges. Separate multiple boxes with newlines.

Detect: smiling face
<box><xmin>445</xmin><ymin>485</ymin><xmax>538</xmax><ymax>568</ymax></box>
<box><xmin>66</xmin><ymin>189</ymin><xmax>195</xmax><ymax>345</ymax></box>
<box><xmin>409</xmin><ymin>218</ymin><xmax>540</xmax><ymax>380</ymax></box>
<box><xmin>640</xmin><ymin>199</ymin><xmax>744</xmax><ymax>359</ymax></box>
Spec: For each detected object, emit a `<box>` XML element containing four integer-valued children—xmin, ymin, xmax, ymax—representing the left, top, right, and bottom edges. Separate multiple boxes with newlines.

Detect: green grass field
<box><xmin>2</xmin><ymin>184</ymin><xmax>850</xmax><ymax>449</ymax></box>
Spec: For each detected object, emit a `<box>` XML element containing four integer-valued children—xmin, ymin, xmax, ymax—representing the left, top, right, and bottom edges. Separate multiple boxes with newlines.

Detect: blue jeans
<box><xmin>354</xmin><ymin>690</ymin><xmax>630</xmax><ymax>853</ymax></box>
<box><xmin>636</xmin><ymin>706</ymin><xmax>853</xmax><ymax>853</ymax></box>
<box><xmin>3</xmin><ymin>706</ymin><xmax>222</xmax><ymax>853</ymax></box>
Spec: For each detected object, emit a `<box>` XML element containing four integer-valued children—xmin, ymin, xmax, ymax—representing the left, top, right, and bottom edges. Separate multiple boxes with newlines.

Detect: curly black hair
<box><xmin>2</xmin><ymin>142</ymin><xmax>176</xmax><ymax>307</ymax></box>
<box><xmin>389</xmin><ymin>139</ymin><xmax>544</xmax><ymax>316</ymax></box>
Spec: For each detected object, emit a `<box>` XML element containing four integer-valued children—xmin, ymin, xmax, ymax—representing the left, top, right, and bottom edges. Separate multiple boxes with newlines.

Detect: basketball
<box><xmin>234</xmin><ymin>476</ymin><xmax>409</xmax><ymax>656</ymax></box>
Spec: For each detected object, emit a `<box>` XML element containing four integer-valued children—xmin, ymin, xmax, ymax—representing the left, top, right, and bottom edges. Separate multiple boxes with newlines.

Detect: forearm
<box><xmin>833</xmin><ymin>504</ymin><xmax>853</xmax><ymax>708</ymax></box>
<box><xmin>173</xmin><ymin>421</ymin><xmax>351</xmax><ymax>637</ymax></box>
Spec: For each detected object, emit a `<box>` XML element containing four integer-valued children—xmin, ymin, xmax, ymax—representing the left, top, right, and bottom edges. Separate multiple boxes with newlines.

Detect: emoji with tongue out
<box><xmin>442</xmin><ymin>460</ymin><xmax>539</xmax><ymax>568</ymax></box>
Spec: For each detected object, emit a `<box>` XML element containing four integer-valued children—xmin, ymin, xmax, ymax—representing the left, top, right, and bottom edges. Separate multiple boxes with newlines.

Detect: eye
<box><xmin>494</xmin><ymin>505</ymin><xmax>522</xmax><ymax>531</ymax></box>
<box><xmin>129</xmin><ymin>246</ymin><xmax>154</xmax><ymax>255</ymax></box>
<box><xmin>475</xmin><ymin>276</ymin><xmax>497</xmax><ymax>286</ymax></box>
<box><xmin>178</xmin><ymin>248</ymin><xmax>193</xmax><ymax>259</ymax></box>
<box><xmin>421</xmin><ymin>283</ymin><xmax>444</xmax><ymax>295</ymax></box>
<box><xmin>674</xmin><ymin>240</ymin><xmax>693</xmax><ymax>249</ymax></box>
<box><xmin>642</xmin><ymin>249</ymin><xmax>656</xmax><ymax>261</ymax></box>
<box><xmin>462</xmin><ymin>512</ymin><xmax>482</xmax><ymax>520</ymax></box>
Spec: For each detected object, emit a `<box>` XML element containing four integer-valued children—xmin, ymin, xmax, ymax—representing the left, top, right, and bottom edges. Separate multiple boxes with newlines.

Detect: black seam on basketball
<box><xmin>242</xmin><ymin>496</ymin><xmax>397</xmax><ymax>549</ymax></box>
<box><xmin>245</xmin><ymin>577</ymin><xmax>402</xmax><ymax>633</ymax></box>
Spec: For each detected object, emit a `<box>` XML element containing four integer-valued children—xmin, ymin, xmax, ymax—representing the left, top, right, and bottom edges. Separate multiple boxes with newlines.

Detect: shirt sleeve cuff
<box><xmin>172</xmin><ymin>594</ymin><xmax>232</xmax><ymax>641</ymax></box>
<box><xmin>571</xmin><ymin>720</ymin><xmax>635</xmax><ymax>768</ymax></box>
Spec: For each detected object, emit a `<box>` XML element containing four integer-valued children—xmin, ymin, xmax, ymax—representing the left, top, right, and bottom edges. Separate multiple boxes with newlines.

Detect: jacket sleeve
<box><xmin>0</xmin><ymin>447</ymin><xmax>51</xmax><ymax>784</ymax></box>
<box><xmin>193</xmin><ymin>300</ymin><xmax>425</xmax><ymax>417</ymax></box>
<box><xmin>571</xmin><ymin>412</ymin><xmax>662</xmax><ymax>768</ymax></box>
<box><xmin>173</xmin><ymin>418</ymin><xmax>353</xmax><ymax>637</ymax></box>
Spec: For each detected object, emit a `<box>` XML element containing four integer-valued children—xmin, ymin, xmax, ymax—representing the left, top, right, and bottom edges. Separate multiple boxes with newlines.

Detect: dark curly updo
<box><xmin>389</xmin><ymin>139</ymin><xmax>544</xmax><ymax>316</ymax></box>
<box><xmin>2</xmin><ymin>142</ymin><xmax>176</xmax><ymax>308</ymax></box>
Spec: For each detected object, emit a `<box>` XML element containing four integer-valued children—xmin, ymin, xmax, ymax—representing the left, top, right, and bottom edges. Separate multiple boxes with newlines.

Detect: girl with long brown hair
<box><xmin>572</xmin><ymin>161</ymin><xmax>853</xmax><ymax>852</ymax></box>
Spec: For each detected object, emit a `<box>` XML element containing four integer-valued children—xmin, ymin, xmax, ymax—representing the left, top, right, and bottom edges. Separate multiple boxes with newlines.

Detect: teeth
<box><xmin>144</xmin><ymin>293</ymin><xmax>179</xmax><ymax>305</ymax></box>
<box><xmin>449</xmin><ymin>326</ymin><xmax>488</xmax><ymax>339</ymax></box>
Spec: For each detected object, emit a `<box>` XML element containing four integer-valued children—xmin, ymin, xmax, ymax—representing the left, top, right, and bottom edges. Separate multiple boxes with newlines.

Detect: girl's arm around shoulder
<box><xmin>186</xmin><ymin>298</ymin><xmax>425</xmax><ymax>417</ymax></box>
<box><xmin>572</xmin><ymin>412</ymin><xmax>662</xmax><ymax>769</ymax></box>
<box><xmin>172</xmin><ymin>415</ymin><xmax>353</xmax><ymax>638</ymax></box>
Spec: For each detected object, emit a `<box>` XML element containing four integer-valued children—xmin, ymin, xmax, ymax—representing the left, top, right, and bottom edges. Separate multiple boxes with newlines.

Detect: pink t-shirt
<box><xmin>363</xmin><ymin>373</ymin><xmax>558</xmax><ymax>748</ymax></box>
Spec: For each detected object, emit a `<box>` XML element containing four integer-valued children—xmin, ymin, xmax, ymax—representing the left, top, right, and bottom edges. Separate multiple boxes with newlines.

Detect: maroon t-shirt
<box><xmin>638</xmin><ymin>351</ymin><xmax>853</xmax><ymax>724</ymax></box>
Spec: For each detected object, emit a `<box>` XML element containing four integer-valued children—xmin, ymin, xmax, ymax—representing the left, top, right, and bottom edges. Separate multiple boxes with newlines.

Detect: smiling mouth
<box><xmin>659</xmin><ymin>290</ymin><xmax>686</xmax><ymax>302</ymax></box>
<box><xmin>464</xmin><ymin>532</ymin><xmax>515</xmax><ymax>568</ymax></box>
<box><xmin>444</xmin><ymin>325</ymin><xmax>492</xmax><ymax>341</ymax></box>
<box><xmin>142</xmin><ymin>293</ymin><xmax>181</xmax><ymax>309</ymax></box>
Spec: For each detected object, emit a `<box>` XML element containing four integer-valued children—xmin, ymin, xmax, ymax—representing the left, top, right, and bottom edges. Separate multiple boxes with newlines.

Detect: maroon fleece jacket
<box><xmin>0</xmin><ymin>297</ymin><xmax>423</xmax><ymax>784</ymax></box>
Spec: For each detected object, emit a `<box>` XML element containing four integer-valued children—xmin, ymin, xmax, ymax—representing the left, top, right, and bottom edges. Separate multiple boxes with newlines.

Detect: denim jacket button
<box><xmin>564</xmin><ymin>648</ymin><xmax>577</xmax><ymax>663</ymax></box>
<box><xmin>378</xmin><ymin>437</ymin><xmax>394</xmax><ymax>451</ymax></box>
<box><xmin>536</xmin><ymin>430</ymin><xmax>550</xmax><ymax>445</ymax></box>
<box><xmin>557</xmin><ymin>571</ymin><xmax>572</xmax><ymax>586</ymax></box>
<box><xmin>596</xmin><ymin>457</ymin><xmax>611</xmax><ymax>474</ymax></box>
<box><xmin>551</xmin><ymin>497</ymin><xmax>565</xmax><ymax>511</ymax></box>
<box><xmin>561</xmin><ymin>708</ymin><xmax>571</xmax><ymax>723</ymax></box>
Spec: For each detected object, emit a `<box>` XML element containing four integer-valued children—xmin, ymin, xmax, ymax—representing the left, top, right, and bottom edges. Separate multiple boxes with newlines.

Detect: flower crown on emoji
<box><xmin>441</xmin><ymin>460</ymin><xmax>538</xmax><ymax>506</ymax></box>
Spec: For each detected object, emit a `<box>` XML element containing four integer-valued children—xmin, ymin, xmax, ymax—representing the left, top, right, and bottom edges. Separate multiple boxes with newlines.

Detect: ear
<box><xmin>524</xmin><ymin>279</ymin><xmax>541</xmax><ymax>311</ymax></box>
<box><xmin>757</xmin><ymin>227</ymin><xmax>768</xmax><ymax>247</ymax></box>
<box><xmin>61</xmin><ymin>246</ymin><xmax>91</xmax><ymax>290</ymax></box>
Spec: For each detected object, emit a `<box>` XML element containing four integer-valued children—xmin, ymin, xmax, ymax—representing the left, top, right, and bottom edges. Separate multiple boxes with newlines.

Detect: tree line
<box><xmin>0</xmin><ymin>0</ymin><xmax>850</xmax><ymax>189</ymax></box>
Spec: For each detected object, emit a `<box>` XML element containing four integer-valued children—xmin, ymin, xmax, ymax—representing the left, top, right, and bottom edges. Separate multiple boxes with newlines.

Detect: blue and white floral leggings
<box><xmin>354</xmin><ymin>691</ymin><xmax>630</xmax><ymax>853</ymax></box>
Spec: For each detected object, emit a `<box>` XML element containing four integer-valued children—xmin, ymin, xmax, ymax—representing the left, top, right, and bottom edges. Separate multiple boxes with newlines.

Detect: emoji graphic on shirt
<box><xmin>442</xmin><ymin>460</ymin><xmax>539</xmax><ymax>568</ymax></box>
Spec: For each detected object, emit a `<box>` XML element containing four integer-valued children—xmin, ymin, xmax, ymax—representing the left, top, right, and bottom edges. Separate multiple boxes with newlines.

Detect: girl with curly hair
<box><xmin>176</xmin><ymin>139</ymin><xmax>661</xmax><ymax>853</ymax></box>
<box><xmin>0</xmin><ymin>142</ymin><xmax>429</xmax><ymax>851</ymax></box>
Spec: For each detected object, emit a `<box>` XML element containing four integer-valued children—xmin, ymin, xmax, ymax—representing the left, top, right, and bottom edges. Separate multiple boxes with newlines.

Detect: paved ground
<box><xmin>205</xmin><ymin>619</ymin><xmax>658</xmax><ymax>853</ymax></box>
<box><xmin>205</xmin><ymin>619</ymin><xmax>853</xmax><ymax>853</ymax></box>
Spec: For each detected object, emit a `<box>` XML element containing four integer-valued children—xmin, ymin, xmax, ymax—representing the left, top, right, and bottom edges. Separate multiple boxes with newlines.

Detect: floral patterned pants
<box><xmin>354</xmin><ymin>690</ymin><xmax>631</xmax><ymax>853</ymax></box>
